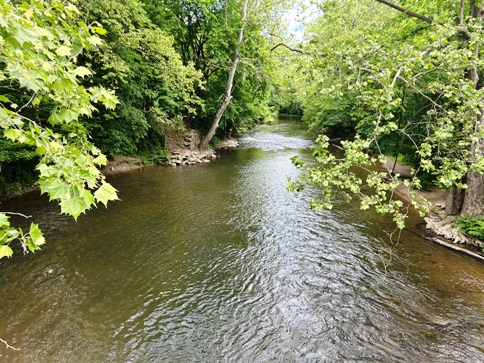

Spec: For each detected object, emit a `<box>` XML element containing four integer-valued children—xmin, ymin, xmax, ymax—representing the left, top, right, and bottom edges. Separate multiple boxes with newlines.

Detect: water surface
<box><xmin>1</xmin><ymin>119</ymin><xmax>483</xmax><ymax>362</ymax></box>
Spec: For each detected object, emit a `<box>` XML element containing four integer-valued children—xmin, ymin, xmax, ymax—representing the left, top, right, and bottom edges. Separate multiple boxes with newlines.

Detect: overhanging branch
<box><xmin>375</xmin><ymin>0</ymin><xmax>441</xmax><ymax>25</ymax></box>
<box><xmin>376</xmin><ymin>0</ymin><xmax>471</xmax><ymax>40</ymax></box>
<box><xmin>270</xmin><ymin>43</ymin><xmax>304</xmax><ymax>54</ymax></box>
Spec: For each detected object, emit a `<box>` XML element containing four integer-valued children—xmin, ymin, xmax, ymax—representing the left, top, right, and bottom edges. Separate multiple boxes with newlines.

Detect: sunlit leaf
<box><xmin>0</xmin><ymin>245</ymin><xmax>13</xmax><ymax>259</ymax></box>
<box><xmin>60</xmin><ymin>195</ymin><xmax>90</xmax><ymax>220</ymax></box>
<box><xmin>56</xmin><ymin>45</ymin><xmax>72</xmax><ymax>57</ymax></box>
<box><xmin>29</xmin><ymin>223</ymin><xmax>45</xmax><ymax>246</ymax></box>
<box><xmin>87</xmin><ymin>35</ymin><xmax>103</xmax><ymax>46</ymax></box>
<box><xmin>0</xmin><ymin>214</ymin><xmax>10</xmax><ymax>228</ymax></box>
<box><xmin>73</xmin><ymin>66</ymin><xmax>92</xmax><ymax>78</ymax></box>
<box><xmin>4</xmin><ymin>129</ymin><xmax>22</xmax><ymax>141</ymax></box>
<box><xmin>94</xmin><ymin>182</ymin><xmax>119</xmax><ymax>207</ymax></box>
<box><xmin>90</xmin><ymin>26</ymin><xmax>106</xmax><ymax>35</ymax></box>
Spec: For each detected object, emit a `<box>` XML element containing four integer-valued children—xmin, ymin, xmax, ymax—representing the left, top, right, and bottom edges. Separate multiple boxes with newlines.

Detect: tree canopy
<box><xmin>287</xmin><ymin>0</ymin><xmax>484</xmax><ymax>231</ymax></box>
<box><xmin>76</xmin><ymin>0</ymin><xmax>204</xmax><ymax>159</ymax></box>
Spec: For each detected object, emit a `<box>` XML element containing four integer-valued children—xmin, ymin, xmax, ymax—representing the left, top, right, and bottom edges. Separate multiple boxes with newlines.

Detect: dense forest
<box><xmin>2</xmin><ymin>0</ymin><xmax>484</xmax><ymax>257</ymax></box>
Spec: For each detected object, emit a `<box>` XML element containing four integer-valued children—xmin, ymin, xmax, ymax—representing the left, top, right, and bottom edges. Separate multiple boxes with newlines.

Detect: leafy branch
<box><xmin>0</xmin><ymin>0</ymin><xmax>119</xmax><ymax>259</ymax></box>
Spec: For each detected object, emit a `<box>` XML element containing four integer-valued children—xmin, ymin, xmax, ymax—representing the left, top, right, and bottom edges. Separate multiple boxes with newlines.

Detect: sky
<box><xmin>283</xmin><ymin>0</ymin><xmax>321</xmax><ymax>42</ymax></box>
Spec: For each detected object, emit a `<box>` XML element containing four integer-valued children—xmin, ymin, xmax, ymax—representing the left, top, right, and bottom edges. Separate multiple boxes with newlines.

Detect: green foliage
<box><xmin>77</xmin><ymin>0</ymin><xmax>203</xmax><ymax>158</ymax></box>
<box><xmin>455</xmin><ymin>214</ymin><xmax>484</xmax><ymax>243</ymax></box>
<box><xmin>0</xmin><ymin>0</ymin><xmax>119</xmax><ymax>258</ymax></box>
<box><xmin>144</xmin><ymin>0</ymin><xmax>285</xmax><ymax>138</ymax></box>
<box><xmin>288</xmin><ymin>135</ymin><xmax>430</xmax><ymax>229</ymax></box>
<box><xmin>0</xmin><ymin>213</ymin><xmax>45</xmax><ymax>259</ymax></box>
<box><xmin>287</xmin><ymin>0</ymin><xmax>484</xmax><ymax>229</ymax></box>
<box><xmin>0</xmin><ymin>139</ymin><xmax>38</xmax><ymax>194</ymax></box>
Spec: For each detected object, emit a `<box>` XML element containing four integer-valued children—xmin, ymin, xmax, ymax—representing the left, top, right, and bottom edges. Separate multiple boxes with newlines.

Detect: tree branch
<box><xmin>391</xmin><ymin>66</ymin><xmax>403</xmax><ymax>88</ymax></box>
<box><xmin>0</xmin><ymin>338</ymin><xmax>20</xmax><ymax>351</ymax></box>
<box><xmin>375</xmin><ymin>0</ymin><xmax>442</xmax><ymax>25</ymax></box>
<box><xmin>268</xmin><ymin>32</ymin><xmax>283</xmax><ymax>42</ymax></box>
<box><xmin>270</xmin><ymin>42</ymin><xmax>304</xmax><ymax>54</ymax></box>
<box><xmin>457</xmin><ymin>26</ymin><xmax>473</xmax><ymax>40</ymax></box>
<box><xmin>2</xmin><ymin>212</ymin><xmax>32</xmax><ymax>218</ymax></box>
<box><xmin>398</xmin><ymin>75</ymin><xmax>446</xmax><ymax>111</ymax></box>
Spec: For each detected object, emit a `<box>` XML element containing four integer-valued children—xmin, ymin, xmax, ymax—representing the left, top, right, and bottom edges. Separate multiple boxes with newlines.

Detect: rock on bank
<box><xmin>166</xmin><ymin>129</ymin><xmax>230</xmax><ymax>166</ymax></box>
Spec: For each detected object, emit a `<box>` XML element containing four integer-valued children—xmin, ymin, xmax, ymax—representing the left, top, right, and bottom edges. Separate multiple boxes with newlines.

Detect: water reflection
<box><xmin>1</xmin><ymin>119</ymin><xmax>483</xmax><ymax>362</ymax></box>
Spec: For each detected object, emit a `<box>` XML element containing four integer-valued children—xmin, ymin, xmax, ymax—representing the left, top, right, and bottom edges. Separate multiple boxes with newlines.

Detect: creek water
<box><xmin>1</xmin><ymin>119</ymin><xmax>483</xmax><ymax>362</ymax></box>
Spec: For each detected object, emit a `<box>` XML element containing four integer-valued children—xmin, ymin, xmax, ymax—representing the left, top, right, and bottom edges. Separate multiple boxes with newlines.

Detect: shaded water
<box><xmin>1</xmin><ymin>120</ymin><xmax>483</xmax><ymax>362</ymax></box>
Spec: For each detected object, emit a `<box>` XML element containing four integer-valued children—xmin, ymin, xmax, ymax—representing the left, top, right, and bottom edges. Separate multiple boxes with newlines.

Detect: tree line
<box><xmin>286</xmin><ymin>0</ymin><xmax>484</xmax><ymax>241</ymax></box>
<box><xmin>0</xmin><ymin>0</ymin><xmax>289</xmax><ymax>258</ymax></box>
<box><xmin>2</xmin><ymin>0</ymin><xmax>484</xmax><ymax>258</ymax></box>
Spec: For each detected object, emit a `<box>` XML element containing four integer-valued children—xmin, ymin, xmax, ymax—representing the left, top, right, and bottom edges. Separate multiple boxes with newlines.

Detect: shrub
<box><xmin>455</xmin><ymin>214</ymin><xmax>484</xmax><ymax>251</ymax></box>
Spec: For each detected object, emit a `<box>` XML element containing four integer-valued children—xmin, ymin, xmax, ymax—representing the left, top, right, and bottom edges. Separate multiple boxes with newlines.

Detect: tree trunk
<box><xmin>459</xmin><ymin>104</ymin><xmax>484</xmax><ymax>216</ymax></box>
<box><xmin>199</xmin><ymin>55</ymin><xmax>240</xmax><ymax>150</ymax></box>
<box><xmin>460</xmin><ymin>3</ymin><xmax>484</xmax><ymax>216</ymax></box>
<box><xmin>461</xmin><ymin>172</ymin><xmax>484</xmax><ymax>216</ymax></box>
<box><xmin>445</xmin><ymin>186</ymin><xmax>465</xmax><ymax>215</ymax></box>
<box><xmin>199</xmin><ymin>0</ymin><xmax>249</xmax><ymax>150</ymax></box>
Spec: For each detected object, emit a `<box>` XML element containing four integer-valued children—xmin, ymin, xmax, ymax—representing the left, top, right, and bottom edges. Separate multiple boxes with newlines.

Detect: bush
<box><xmin>455</xmin><ymin>214</ymin><xmax>484</xmax><ymax>247</ymax></box>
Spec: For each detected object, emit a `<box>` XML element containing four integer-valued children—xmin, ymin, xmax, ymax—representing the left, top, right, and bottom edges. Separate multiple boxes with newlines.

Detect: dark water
<box><xmin>1</xmin><ymin>120</ymin><xmax>483</xmax><ymax>362</ymax></box>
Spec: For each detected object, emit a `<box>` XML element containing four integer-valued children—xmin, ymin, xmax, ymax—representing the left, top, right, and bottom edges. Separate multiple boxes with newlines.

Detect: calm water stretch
<box><xmin>1</xmin><ymin>119</ymin><xmax>483</xmax><ymax>362</ymax></box>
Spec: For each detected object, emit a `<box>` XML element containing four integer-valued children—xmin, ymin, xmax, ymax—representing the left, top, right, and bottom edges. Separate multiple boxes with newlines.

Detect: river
<box><xmin>1</xmin><ymin>119</ymin><xmax>483</xmax><ymax>362</ymax></box>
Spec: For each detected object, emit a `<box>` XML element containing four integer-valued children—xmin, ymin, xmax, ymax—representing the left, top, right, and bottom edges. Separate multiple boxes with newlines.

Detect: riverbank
<box><xmin>0</xmin><ymin>156</ymin><xmax>145</xmax><ymax>201</ymax></box>
<box><xmin>395</xmin><ymin>183</ymin><xmax>484</xmax><ymax>261</ymax></box>
<box><xmin>103</xmin><ymin>155</ymin><xmax>144</xmax><ymax>175</ymax></box>
<box><xmin>384</xmin><ymin>157</ymin><xmax>484</xmax><ymax>261</ymax></box>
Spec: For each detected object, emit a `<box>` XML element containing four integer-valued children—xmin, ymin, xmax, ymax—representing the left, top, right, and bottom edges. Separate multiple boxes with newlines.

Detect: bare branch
<box><xmin>412</xmin><ymin>67</ymin><xmax>442</xmax><ymax>79</ymax></box>
<box><xmin>457</xmin><ymin>26</ymin><xmax>472</xmax><ymax>40</ymax></box>
<box><xmin>267</xmin><ymin>32</ymin><xmax>283</xmax><ymax>42</ymax></box>
<box><xmin>2</xmin><ymin>212</ymin><xmax>32</xmax><ymax>219</ymax></box>
<box><xmin>0</xmin><ymin>338</ymin><xmax>20</xmax><ymax>351</ymax></box>
<box><xmin>270</xmin><ymin>43</ymin><xmax>304</xmax><ymax>54</ymax></box>
<box><xmin>398</xmin><ymin>75</ymin><xmax>446</xmax><ymax>111</ymax></box>
<box><xmin>354</xmin><ymin>45</ymin><xmax>384</xmax><ymax>65</ymax></box>
<box><xmin>17</xmin><ymin>92</ymin><xmax>37</xmax><ymax>114</ymax></box>
<box><xmin>391</xmin><ymin>67</ymin><xmax>402</xmax><ymax>88</ymax></box>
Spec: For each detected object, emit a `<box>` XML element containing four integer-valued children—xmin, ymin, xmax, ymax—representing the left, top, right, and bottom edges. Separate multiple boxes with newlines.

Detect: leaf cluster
<box><xmin>286</xmin><ymin>0</ymin><xmax>484</xmax><ymax>230</ymax></box>
<box><xmin>455</xmin><ymin>214</ymin><xmax>484</xmax><ymax>248</ymax></box>
<box><xmin>76</xmin><ymin>0</ymin><xmax>203</xmax><ymax>158</ymax></box>
<box><xmin>0</xmin><ymin>0</ymin><xmax>119</xmax><ymax>258</ymax></box>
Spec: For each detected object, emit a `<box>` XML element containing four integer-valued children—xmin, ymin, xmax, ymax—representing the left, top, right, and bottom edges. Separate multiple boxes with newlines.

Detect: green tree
<box><xmin>0</xmin><ymin>0</ymin><xmax>118</xmax><ymax>259</ymax></box>
<box><xmin>199</xmin><ymin>0</ymin><xmax>251</xmax><ymax>148</ymax></box>
<box><xmin>77</xmin><ymin>0</ymin><xmax>203</xmax><ymax>159</ymax></box>
<box><xmin>288</xmin><ymin>0</ymin><xmax>484</xmax><ymax>232</ymax></box>
<box><xmin>145</xmin><ymin>0</ymin><xmax>289</xmax><ymax>146</ymax></box>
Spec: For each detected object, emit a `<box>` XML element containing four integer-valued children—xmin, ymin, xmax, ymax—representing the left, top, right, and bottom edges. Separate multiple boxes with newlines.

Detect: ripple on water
<box><xmin>1</xmin><ymin>120</ymin><xmax>484</xmax><ymax>362</ymax></box>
